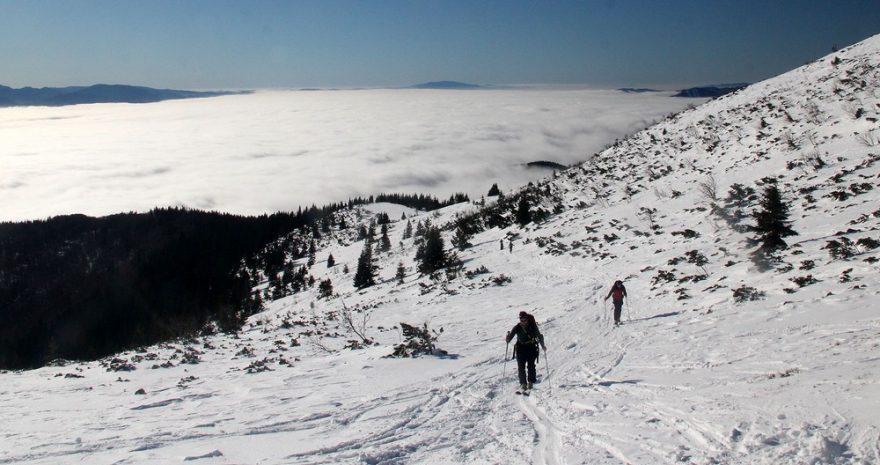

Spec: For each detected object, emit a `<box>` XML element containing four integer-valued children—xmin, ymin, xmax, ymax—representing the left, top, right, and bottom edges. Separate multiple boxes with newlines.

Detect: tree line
<box><xmin>0</xmin><ymin>192</ymin><xmax>470</xmax><ymax>370</ymax></box>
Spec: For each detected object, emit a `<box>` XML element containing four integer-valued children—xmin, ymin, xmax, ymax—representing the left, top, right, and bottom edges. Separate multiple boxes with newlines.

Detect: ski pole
<box><xmin>544</xmin><ymin>349</ymin><xmax>551</xmax><ymax>391</ymax></box>
<box><xmin>503</xmin><ymin>341</ymin><xmax>509</xmax><ymax>381</ymax></box>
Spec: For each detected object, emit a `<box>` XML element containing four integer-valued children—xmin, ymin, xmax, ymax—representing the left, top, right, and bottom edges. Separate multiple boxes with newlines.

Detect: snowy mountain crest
<box><xmin>3</xmin><ymin>35</ymin><xmax>880</xmax><ymax>464</ymax></box>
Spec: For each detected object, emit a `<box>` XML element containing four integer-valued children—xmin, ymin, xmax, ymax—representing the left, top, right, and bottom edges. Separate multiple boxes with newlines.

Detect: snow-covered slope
<box><xmin>3</xmin><ymin>37</ymin><xmax>880</xmax><ymax>464</ymax></box>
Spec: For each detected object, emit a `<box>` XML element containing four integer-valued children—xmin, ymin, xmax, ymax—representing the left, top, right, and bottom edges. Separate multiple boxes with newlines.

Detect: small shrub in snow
<box><xmin>685</xmin><ymin>250</ymin><xmax>709</xmax><ymax>275</ymax></box>
<box><xmin>825</xmin><ymin>238</ymin><xmax>857</xmax><ymax>260</ymax></box>
<box><xmin>245</xmin><ymin>359</ymin><xmax>273</xmax><ymax>374</ymax></box>
<box><xmin>465</xmin><ymin>265</ymin><xmax>490</xmax><ymax>279</ymax></box>
<box><xmin>103</xmin><ymin>357</ymin><xmax>136</xmax><ymax>372</ymax></box>
<box><xmin>236</xmin><ymin>346</ymin><xmax>256</xmax><ymax>358</ymax></box>
<box><xmin>698</xmin><ymin>175</ymin><xmax>718</xmax><ymax>204</ymax></box>
<box><xmin>799</xmin><ymin>260</ymin><xmax>816</xmax><ymax>271</ymax></box>
<box><xmin>671</xmin><ymin>229</ymin><xmax>700</xmax><ymax>239</ymax></box>
<box><xmin>857</xmin><ymin>237</ymin><xmax>880</xmax><ymax>251</ymax></box>
<box><xmin>828</xmin><ymin>190</ymin><xmax>849</xmax><ymax>201</ymax></box>
<box><xmin>491</xmin><ymin>274</ymin><xmax>512</xmax><ymax>286</ymax></box>
<box><xmin>803</xmin><ymin>150</ymin><xmax>825</xmax><ymax>170</ymax></box>
<box><xmin>855</xmin><ymin>130</ymin><xmax>880</xmax><ymax>147</ymax></box>
<box><xmin>177</xmin><ymin>375</ymin><xmax>198</xmax><ymax>387</ymax></box>
<box><xmin>638</xmin><ymin>207</ymin><xmax>657</xmax><ymax>230</ymax></box>
<box><xmin>180</xmin><ymin>348</ymin><xmax>201</xmax><ymax>365</ymax></box>
<box><xmin>767</xmin><ymin>368</ymin><xmax>800</xmax><ymax>379</ymax></box>
<box><xmin>340</xmin><ymin>301</ymin><xmax>374</xmax><ymax>347</ymax></box>
<box><xmin>652</xmin><ymin>270</ymin><xmax>676</xmax><ymax>286</ymax></box>
<box><xmin>790</xmin><ymin>275</ymin><xmax>819</xmax><ymax>288</ymax></box>
<box><xmin>732</xmin><ymin>286</ymin><xmax>765</xmax><ymax>303</ymax></box>
<box><xmin>775</xmin><ymin>263</ymin><xmax>794</xmax><ymax>274</ymax></box>
<box><xmin>388</xmin><ymin>323</ymin><xmax>446</xmax><ymax>358</ymax></box>
<box><xmin>850</xmin><ymin>183</ymin><xmax>873</xmax><ymax>195</ymax></box>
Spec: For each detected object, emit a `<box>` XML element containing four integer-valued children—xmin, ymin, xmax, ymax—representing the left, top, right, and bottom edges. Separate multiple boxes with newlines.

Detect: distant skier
<box><xmin>604</xmin><ymin>280</ymin><xmax>628</xmax><ymax>326</ymax></box>
<box><xmin>505</xmin><ymin>311</ymin><xmax>546</xmax><ymax>392</ymax></box>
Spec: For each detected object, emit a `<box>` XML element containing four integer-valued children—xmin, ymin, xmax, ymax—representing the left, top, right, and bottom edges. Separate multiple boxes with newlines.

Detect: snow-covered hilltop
<box><xmin>3</xmin><ymin>36</ymin><xmax>880</xmax><ymax>464</ymax></box>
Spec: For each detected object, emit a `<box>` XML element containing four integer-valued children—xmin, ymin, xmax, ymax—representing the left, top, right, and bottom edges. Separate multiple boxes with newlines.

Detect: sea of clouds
<box><xmin>0</xmin><ymin>88</ymin><xmax>698</xmax><ymax>222</ymax></box>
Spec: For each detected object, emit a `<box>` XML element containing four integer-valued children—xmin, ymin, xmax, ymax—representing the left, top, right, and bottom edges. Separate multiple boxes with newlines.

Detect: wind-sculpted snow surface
<box><xmin>3</xmin><ymin>36</ymin><xmax>880</xmax><ymax>464</ymax></box>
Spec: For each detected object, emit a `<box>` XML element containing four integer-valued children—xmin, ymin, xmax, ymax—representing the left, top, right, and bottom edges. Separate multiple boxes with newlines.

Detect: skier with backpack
<box><xmin>604</xmin><ymin>280</ymin><xmax>628</xmax><ymax>326</ymax></box>
<box><xmin>505</xmin><ymin>311</ymin><xmax>546</xmax><ymax>393</ymax></box>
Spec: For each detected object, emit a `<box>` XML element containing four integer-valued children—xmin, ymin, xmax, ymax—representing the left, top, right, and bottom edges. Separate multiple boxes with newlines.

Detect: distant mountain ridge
<box><xmin>409</xmin><ymin>81</ymin><xmax>483</xmax><ymax>89</ymax></box>
<box><xmin>674</xmin><ymin>83</ymin><xmax>749</xmax><ymax>98</ymax></box>
<box><xmin>617</xmin><ymin>87</ymin><xmax>660</xmax><ymax>93</ymax></box>
<box><xmin>0</xmin><ymin>84</ymin><xmax>243</xmax><ymax>107</ymax></box>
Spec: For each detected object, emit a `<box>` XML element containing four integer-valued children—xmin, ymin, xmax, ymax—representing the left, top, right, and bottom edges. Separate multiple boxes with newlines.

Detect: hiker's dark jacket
<box><xmin>507</xmin><ymin>323</ymin><xmax>545</xmax><ymax>360</ymax></box>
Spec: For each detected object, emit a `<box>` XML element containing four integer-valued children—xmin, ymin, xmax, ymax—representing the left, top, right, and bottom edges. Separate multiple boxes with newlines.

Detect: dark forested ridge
<box><xmin>0</xmin><ymin>208</ymin><xmax>306</xmax><ymax>370</ymax></box>
<box><xmin>0</xmin><ymin>84</ymin><xmax>242</xmax><ymax>107</ymax></box>
<box><xmin>0</xmin><ymin>192</ymin><xmax>468</xmax><ymax>370</ymax></box>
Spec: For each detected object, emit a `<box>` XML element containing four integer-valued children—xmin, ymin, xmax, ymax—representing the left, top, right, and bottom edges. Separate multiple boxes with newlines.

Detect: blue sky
<box><xmin>2</xmin><ymin>0</ymin><xmax>879</xmax><ymax>90</ymax></box>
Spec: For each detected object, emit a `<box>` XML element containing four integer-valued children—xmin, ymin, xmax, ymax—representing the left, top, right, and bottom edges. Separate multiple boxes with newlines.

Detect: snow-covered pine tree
<box><xmin>395</xmin><ymin>262</ymin><xmax>406</xmax><ymax>284</ymax></box>
<box><xmin>516</xmin><ymin>195</ymin><xmax>531</xmax><ymax>227</ymax></box>
<box><xmin>318</xmin><ymin>278</ymin><xmax>333</xmax><ymax>299</ymax></box>
<box><xmin>418</xmin><ymin>226</ymin><xmax>446</xmax><ymax>274</ymax></box>
<box><xmin>353</xmin><ymin>242</ymin><xmax>377</xmax><ymax>288</ymax></box>
<box><xmin>752</xmin><ymin>185</ymin><xmax>797</xmax><ymax>252</ymax></box>
<box><xmin>488</xmin><ymin>183</ymin><xmax>501</xmax><ymax>196</ymax></box>
<box><xmin>380</xmin><ymin>223</ymin><xmax>392</xmax><ymax>252</ymax></box>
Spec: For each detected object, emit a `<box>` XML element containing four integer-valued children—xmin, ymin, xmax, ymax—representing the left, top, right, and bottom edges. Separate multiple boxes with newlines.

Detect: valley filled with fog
<box><xmin>0</xmin><ymin>88</ymin><xmax>698</xmax><ymax>221</ymax></box>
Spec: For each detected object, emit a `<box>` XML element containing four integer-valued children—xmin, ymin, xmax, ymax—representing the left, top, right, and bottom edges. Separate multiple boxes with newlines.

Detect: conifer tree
<box><xmin>516</xmin><ymin>196</ymin><xmax>532</xmax><ymax>227</ymax></box>
<box><xmin>380</xmin><ymin>223</ymin><xmax>392</xmax><ymax>252</ymax></box>
<box><xmin>488</xmin><ymin>183</ymin><xmax>501</xmax><ymax>196</ymax></box>
<box><xmin>318</xmin><ymin>279</ymin><xmax>333</xmax><ymax>299</ymax></box>
<box><xmin>752</xmin><ymin>185</ymin><xmax>797</xmax><ymax>252</ymax></box>
<box><xmin>418</xmin><ymin>226</ymin><xmax>446</xmax><ymax>274</ymax></box>
<box><xmin>327</xmin><ymin>253</ymin><xmax>335</xmax><ymax>268</ymax></box>
<box><xmin>451</xmin><ymin>226</ymin><xmax>472</xmax><ymax>251</ymax></box>
<box><xmin>353</xmin><ymin>242</ymin><xmax>377</xmax><ymax>288</ymax></box>
<box><xmin>395</xmin><ymin>262</ymin><xmax>406</xmax><ymax>284</ymax></box>
<box><xmin>402</xmin><ymin>220</ymin><xmax>413</xmax><ymax>240</ymax></box>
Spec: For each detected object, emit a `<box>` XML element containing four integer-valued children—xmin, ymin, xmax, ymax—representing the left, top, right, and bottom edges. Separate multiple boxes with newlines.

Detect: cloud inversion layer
<box><xmin>0</xmin><ymin>89</ymin><xmax>697</xmax><ymax>221</ymax></box>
